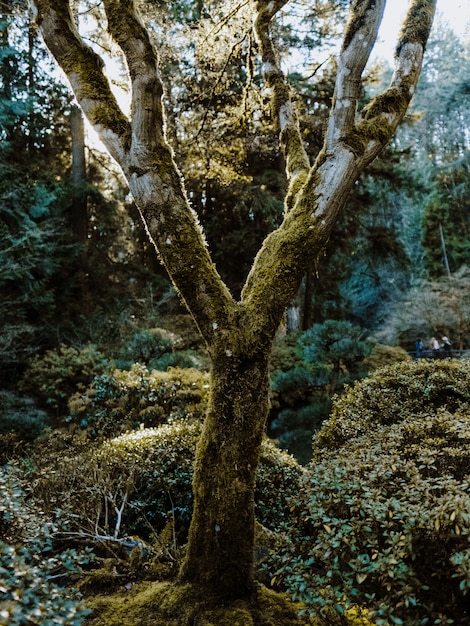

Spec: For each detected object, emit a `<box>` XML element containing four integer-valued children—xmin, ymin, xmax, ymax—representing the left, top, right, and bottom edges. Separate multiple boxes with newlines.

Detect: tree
<box><xmin>30</xmin><ymin>0</ymin><xmax>436</xmax><ymax>618</ymax></box>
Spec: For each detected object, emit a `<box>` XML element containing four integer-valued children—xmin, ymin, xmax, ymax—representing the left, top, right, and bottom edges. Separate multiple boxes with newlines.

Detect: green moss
<box><xmin>342</xmin><ymin>0</ymin><xmax>376</xmax><ymax>51</ymax></box>
<box><xmin>285</xmin><ymin>169</ymin><xmax>308</xmax><ymax>212</ymax></box>
<box><xmin>362</xmin><ymin>88</ymin><xmax>409</xmax><ymax>120</ymax></box>
<box><xmin>397</xmin><ymin>0</ymin><xmax>436</xmax><ymax>54</ymax></box>
<box><xmin>84</xmin><ymin>581</ymin><xmax>319</xmax><ymax>625</ymax></box>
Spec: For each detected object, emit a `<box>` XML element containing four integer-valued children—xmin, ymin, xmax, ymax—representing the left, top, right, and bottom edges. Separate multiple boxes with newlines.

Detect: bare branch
<box><xmin>253</xmin><ymin>0</ymin><xmax>310</xmax><ymax>211</ymax></box>
<box><xmin>358</xmin><ymin>0</ymin><xmax>437</xmax><ymax>163</ymax></box>
<box><xmin>242</xmin><ymin>0</ymin><xmax>437</xmax><ymax>335</ymax></box>
<box><xmin>326</xmin><ymin>0</ymin><xmax>386</xmax><ymax>151</ymax></box>
<box><xmin>102</xmin><ymin>0</ymin><xmax>166</xmax><ymax>158</ymax></box>
<box><xmin>30</xmin><ymin>0</ymin><xmax>131</xmax><ymax>163</ymax></box>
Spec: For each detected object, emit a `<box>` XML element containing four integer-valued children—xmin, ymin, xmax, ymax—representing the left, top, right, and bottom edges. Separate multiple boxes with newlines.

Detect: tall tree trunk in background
<box><xmin>70</xmin><ymin>104</ymin><xmax>88</xmax><ymax>244</ymax></box>
<box><xmin>31</xmin><ymin>0</ymin><xmax>436</xmax><ymax>605</ymax></box>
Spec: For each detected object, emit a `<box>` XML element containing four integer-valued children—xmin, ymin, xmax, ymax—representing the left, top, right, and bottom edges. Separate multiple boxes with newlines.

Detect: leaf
<box><xmin>356</xmin><ymin>572</ymin><xmax>368</xmax><ymax>584</ymax></box>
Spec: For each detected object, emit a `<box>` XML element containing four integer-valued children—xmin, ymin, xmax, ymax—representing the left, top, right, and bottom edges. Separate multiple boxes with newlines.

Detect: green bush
<box><xmin>315</xmin><ymin>358</ymin><xmax>470</xmax><ymax>450</ymax></box>
<box><xmin>268</xmin><ymin>360</ymin><xmax>470</xmax><ymax>625</ymax></box>
<box><xmin>32</xmin><ymin>421</ymin><xmax>305</xmax><ymax>545</ymax></box>
<box><xmin>18</xmin><ymin>344</ymin><xmax>107</xmax><ymax>413</ymax></box>
<box><xmin>0</xmin><ymin>391</ymin><xmax>50</xmax><ymax>443</ymax></box>
<box><xmin>119</xmin><ymin>328</ymin><xmax>174</xmax><ymax>365</ymax></box>
<box><xmin>0</xmin><ymin>468</ymin><xmax>90</xmax><ymax>625</ymax></box>
<box><xmin>67</xmin><ymin>365</ymin><xmax>210</xmax><ymax>437</ymax></box>
<box><xmin>271</xmin><ymin>402</ymin><xmax>331</xmax><ymax>465</ymax></box>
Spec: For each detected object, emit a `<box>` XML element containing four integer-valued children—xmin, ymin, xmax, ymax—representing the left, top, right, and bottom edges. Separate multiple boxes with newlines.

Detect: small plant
<box><xmin>0</xmin><ymin>467</ymin><xmax>91</xmax><ymax>625</ymax></box>
<box><xmin>31</xmin><ymin>421</ymin><xmax>305</xmax><ymax>546</ymax></box>
<box><xmin>119</xmin><ymin>328</ymin><xmax>174</xmax><ymax>365</ymax></box>
<box><xmin>0</xmin><ymin>390</ymin><xmax>50</xmax><ymax>446</ymax></box>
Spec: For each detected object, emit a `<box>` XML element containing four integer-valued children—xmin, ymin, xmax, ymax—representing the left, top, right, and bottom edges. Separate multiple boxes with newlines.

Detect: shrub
<box><xmin>0</xmin><ymin>467</ymin><xmax>90</xmax><ymax>625</ymax></box>
<box><xmin>31</xmin><ymin>421</ymin><xmax>305</xmax><ymax>545</ymax></box>
<box><xmin>119</xmin><ymin>328</ymin><xmax>174</xmax><ymax>365</ymax></box>
<box><xmin>268</xmin><ymin>360</ymin><xmax>470</xmax><ymax>625</ymax></box>
<box><xmin>18</xmin><ymin>344</ymin><xmax>107</xmax><ymax>413</ymax></box>
<box><xmin>0</xmin><ymin>391</ymin><xmax>50</xmax><ymax>444</ymax></box>
<box><xmin>67</xmin><ymin>365</ymin><xmax>210</xmax><ymax>437</ymax></box>
<box><xmin>271</xmin><ymin>402</ymin><xmax>331</xmax><ymax>465</ymax></box>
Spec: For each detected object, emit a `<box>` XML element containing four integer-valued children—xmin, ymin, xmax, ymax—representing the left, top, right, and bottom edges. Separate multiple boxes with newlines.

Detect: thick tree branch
<box><xmin>102</xmin><ymin>0</ymin><xmax>165</xmax><ymax>157</ymax></box>
<box><xmin>357</xmin><ymin>0</ymin><xmax>436</xmax><ymax>164</ymax></box>
<box><xmin>31</xmin><ymin>0</ymin><xmax>236</xmax><ymax>346</ymax></box>
<box><xmin>253</xmin><ymin>0</ymin><xmax>310</xmax><ymax>212</ymax></box>
<box><xmin>242</xmin><ymin>0</ymin><xmax>436</xmax><ymax>337</ymax></box>
<box><xmin>326</xmin><ymin>0</ymin><xmax>386</xmax><ymax>151</ymax></box>
<box><xmin>30</xmin><ymin>0</ymin><xmax>131</xmax><ymax>163</ymax></box>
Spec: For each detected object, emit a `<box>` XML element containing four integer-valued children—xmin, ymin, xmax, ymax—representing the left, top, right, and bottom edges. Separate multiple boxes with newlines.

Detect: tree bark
<box><xmin>179</xmin><ymin>341</ymin><xmax>271</xmax><ymax>597</ymax></box>
<box><xmin>70</xmin><ymin>104</ymin><xmax>88</xmax><ymax>243</ymax></box>
<box><xmin>30</xmin><ymin>0</ymin><xmax>437</xmax><ymax>606</ymax></box>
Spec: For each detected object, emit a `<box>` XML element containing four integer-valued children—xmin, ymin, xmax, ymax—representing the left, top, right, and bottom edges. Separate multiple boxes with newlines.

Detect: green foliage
<box><xmin>67</xmin><ymin>365</ymin><xmax>210</xmax><ymax>437</ymax></box>
<box><xmin>18</xmin><ymin>344</ymin><xmax>107</xmax><ymax>413</ymax></box>
<box><xmin>268</xmin><ymin>360</ymin><xmax>470</xmax><ymax>625</ymax></box>
<box><xmin>0</xmin><ymin>467</ymin><xmax>90</xmax><ymax>625</ymax></box>
<box><xmin>270</xmin><ymin>402</ymin><xmax>330</xmax><ymax>465</ymax></box>
<box><xmin>269</xmin><ymin>321</ymin><xmax>372</xmax><ymax>463</ymax></box>
<box><xmin>120</xmin><ymin>328</ymin><xmax>174</xmax><ymax>365</ymax></box>
<box><xmin>314</xmin><ymin>359</ymin><xmax>470</xmax><ymax>450</ymax></box>
<box><xmin>31</xmin><ymin>422</ymin><xmax>304</xmax><ymax>545</ymax></box>
<box><xmin>0</xmin><ymin>390</ymin><xmax>50</xmax><ymax>443</ymax></box>
<box><xmin>300</xmin><ymin>320</ymin><xmax>373</xmax><ymax>389</ymax></box>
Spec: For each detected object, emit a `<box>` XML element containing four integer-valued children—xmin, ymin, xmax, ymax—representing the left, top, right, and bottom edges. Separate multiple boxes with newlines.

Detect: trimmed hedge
<box><xmin>67</xmin><ymin>365</ymin><xmax>210</xmax><ymax>437</ymax></box>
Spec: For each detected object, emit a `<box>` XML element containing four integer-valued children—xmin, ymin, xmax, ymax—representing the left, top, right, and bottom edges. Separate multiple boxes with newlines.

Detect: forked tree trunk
<box><xmin>31</xmin><ymin>0</ymin><xmax>437</xmax><ymax>611</ymax></box>
<box><xmin>179</xmin><ymin>341</ymin><xmax>271</xmax><ymax>598</ymax></box>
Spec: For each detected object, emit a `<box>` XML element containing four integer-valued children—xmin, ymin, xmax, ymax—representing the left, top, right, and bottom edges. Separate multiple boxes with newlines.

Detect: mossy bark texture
<box><xmin>31</xmin><ymin>0</ymin><xmax>436</xmax><ymax>608</ymax></box>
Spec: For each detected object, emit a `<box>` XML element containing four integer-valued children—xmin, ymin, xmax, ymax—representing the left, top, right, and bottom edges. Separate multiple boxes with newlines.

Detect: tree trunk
<box><xmin>70</xmin><ymin>104</ymin><xmax>88</xmax><ymax>244</ymax></box>
<box><xmin>178</xmin><ymin>341</ymin><xmax>271</xmax><ymax>599</ymax></box>
<box><xmin>31</xmin><ymin>0</ymin><xmax>437</xmax><ymax>616</ymax></box>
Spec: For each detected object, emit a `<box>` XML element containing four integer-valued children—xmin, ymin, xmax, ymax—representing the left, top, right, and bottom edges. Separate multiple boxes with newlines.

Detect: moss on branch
<box><xmin>342</xmin><ymin>0</ymin><xmax>377</xmax><ymax>51</ymax></box>
<box><xmin>397</xmin><ymin>0</ymin><xmax>436</xmax><ymax>54</ymax></box>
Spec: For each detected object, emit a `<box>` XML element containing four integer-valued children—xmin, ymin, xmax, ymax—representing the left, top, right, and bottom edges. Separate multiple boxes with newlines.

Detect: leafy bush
<box><xmin>269</xmin><ymin>360</ymin><xmax>470</xmax><ymax>625</ymax></box>
<box><xmin>271</xmin><ymin>401</ymin><xmax>331</xmax><ymax>465</ymax></box>
<box><xmin>0</xmin><ymin>468</ymin><xmax>90</xmax><ymax>625</ymax></box>
<box><xmin>31</xmin><ymin>422</ymin><xmax>305</xmax><ymax>545</ymax></box>
<box><xmin>0</xmin><ymin>391</ymin><xmax>50</xmax><ymax>444</ymax></box>
<box><xmin>67</xmin><ymin>365</ymin><xmax>210</xmax><ymax>437</ymax></box>
<box><xmin>119</xmin><ymin>328</ymin><xmax>174</xmax><ymax>365</ymax></box>
<box><xmin>315</xmin><ymin>358</ymin><xmax>470</xmax><ymax>451</ymax></box>
<box><xmin>18</xmin><ymin>344</ymin><xmax>107</xmax><ymax>413</ymax></box>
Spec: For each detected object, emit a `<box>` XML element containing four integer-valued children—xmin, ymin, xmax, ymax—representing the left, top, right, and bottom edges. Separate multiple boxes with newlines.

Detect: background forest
<box><xmin>2</xmin><ymin>0</ymin><xmax>470</xmax><ymax>457</ymax></box>
<box><xmin>1</xmin><ymin>1</ymin><xmax>470</xmax><ymax>625</ymax></box>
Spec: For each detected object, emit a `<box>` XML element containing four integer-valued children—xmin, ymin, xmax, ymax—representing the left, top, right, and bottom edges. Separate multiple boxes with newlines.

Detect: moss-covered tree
<box><xmin>30</xmin><ymin>0</ymin><xmax>436</xmax><ymax>618</ymax></box>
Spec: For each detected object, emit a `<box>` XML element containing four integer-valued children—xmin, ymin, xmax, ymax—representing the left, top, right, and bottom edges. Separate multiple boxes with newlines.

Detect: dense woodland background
<box><xmin>2</xmin><ymin>0</ymin><xmax>470</xmax><ymax>455</ymax></box>
<box><xmin>1</xmin><ymin>1</ymin><xmax>470</xmax><ymax>625</ymax></box>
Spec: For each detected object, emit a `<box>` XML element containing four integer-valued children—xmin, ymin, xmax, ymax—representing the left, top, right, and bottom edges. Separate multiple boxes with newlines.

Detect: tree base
<box><xmin>84</xmin><ymin>580</ymin><xmax>317</xmax><ymax>625</ymax></box>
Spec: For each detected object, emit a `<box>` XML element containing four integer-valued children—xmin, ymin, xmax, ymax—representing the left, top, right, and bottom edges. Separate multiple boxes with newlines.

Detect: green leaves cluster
<box><xmin>0</xmin><ymin>468</ymin><xmax>90</xmax><ymax>626</ymax></box>
<box><xmin>30</xmin><ymin>421</ymin><xmax>304</xmax><ymax>545</ymax></box>
<box><xmin>67</xmin><ymin>365</ymin><xmax>210</xmax><ymax>437</ymax></box>
<box><xmin>267</xmin><ymin>360</ymin><xmax>470</xmax><ymax>625</ymax></box>
<box><xmin>18</xmin><ymin>344</ymin><xmax>107</xmax><ymax>413</ymax></box>
<box><xmin>270</xmin><ymin>320</ymin><xmax>372</xmax><ymax>463</ymax></box>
